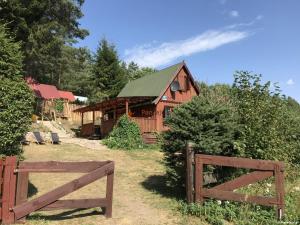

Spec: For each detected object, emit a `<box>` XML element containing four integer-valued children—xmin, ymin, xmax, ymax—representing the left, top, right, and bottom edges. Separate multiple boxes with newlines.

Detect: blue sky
<box><xmin>75</xmin><ymin>0</ymin><xmax>300</xmax><ymax>101</ymax></box>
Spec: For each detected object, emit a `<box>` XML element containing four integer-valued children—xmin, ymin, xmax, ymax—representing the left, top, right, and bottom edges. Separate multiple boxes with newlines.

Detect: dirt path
<box><xmin>23</xmin><ymin>143</ymin><xmax>199</xmax><ymax>225</ymax></box>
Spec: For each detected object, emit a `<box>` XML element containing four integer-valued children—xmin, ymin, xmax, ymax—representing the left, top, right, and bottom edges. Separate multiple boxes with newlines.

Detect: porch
<box><xmin>73</xmin><ymin>97</ymin><xmax>157</xmax><ymax>138</ymax></box>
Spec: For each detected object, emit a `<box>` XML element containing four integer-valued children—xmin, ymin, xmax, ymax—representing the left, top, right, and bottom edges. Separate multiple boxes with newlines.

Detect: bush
<box><xmin>0</xmin><ymin>78</ymin><xmax>34</xmax><ymax>156</ymax></box>
<box><xmin>162</xmin><ymin>88</ymin><xmax>242</xmax><ymax>188</ymax></box>
<box><xmin>103</xmin><ymin>115</ymin><xmax>144</xmax><ymax>150</ymax></box>
<box><xmin>0</xmin><ymin>23</ymin><xmax>34</xmax><ymax>156</ymax></box>
<box><xmin>232</xmin><ymin>72</ymin><xmax>300</xmax><ymax>163</ymax></box>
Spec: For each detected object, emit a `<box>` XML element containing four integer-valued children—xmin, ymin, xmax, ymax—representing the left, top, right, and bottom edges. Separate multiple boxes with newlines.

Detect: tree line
<box><xmin>0</xmin><ymin>0</ymin><xmax>155</xmax><ymax>103</ymax></box>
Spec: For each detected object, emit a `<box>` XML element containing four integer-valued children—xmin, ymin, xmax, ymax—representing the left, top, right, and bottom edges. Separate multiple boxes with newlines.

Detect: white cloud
<box><xmin>287</xmin><ymin>79</ymin><xmax>295</xmax><ymax>86</ymax></box>
<box><xmin>256</xmin><ymin>15</ymin><xmax>263</xmax><ymax>20</ymax></box>
<box><xmin>229</xmin><ymin>10</ymin><xmax>239</xmax><ymax>18</ymax></box>
<box><xmin>124</xmin><ymin>29</ymin><xmax>249</xmax><ymax>68</ymax></box>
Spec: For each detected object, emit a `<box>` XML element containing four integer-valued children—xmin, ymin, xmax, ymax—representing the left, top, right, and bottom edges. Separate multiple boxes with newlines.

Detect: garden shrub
<box><xmin>0</xmin><ymin>23</ymin><xmax>34</xmax><ymax>156</ymax></box>
<box><xmin>103</xmin><ymin>115</ymin><xmax>144</xmax><ymax>150</ymax></box>
<box><xmin>162</xmin><ymin>86</ymin><xmax>242</xmax><ymax>188</ymax></box>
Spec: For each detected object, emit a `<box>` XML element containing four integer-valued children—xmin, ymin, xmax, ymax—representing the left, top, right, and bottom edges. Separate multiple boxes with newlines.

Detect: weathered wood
<box><xmin>105</xmin><ymin>171</ymin><xmax>114</xmax><ymax>218</ymax></box>
<box><xmin>211</xmin><ymin>171</ymin><xmax>273</xmax><ymax>191</ymax></box>
<box><xmin>13</xmin><ymin>161</ymin><xmax>114</xmax><ymax>220</ymax></box>
<box><xmin>15</xmin><ymin>172</ymin><xmax>29</xmax><ymax>223</ymax></box>
<box><xmin>0</xmin><ymin>159</ymin><xmax>3</xmax><ymax>220</ymax></box>
<box><xmin>2</xmin><ymin>156</ymin><xmax>17</xmax><ymax>224</ymax></box>
<box><xmin>202</xmin><ymin>189</ymin><xmax>278</xmax><ymax>207</ymax></box>
<box><xmin>196</xmin><ymin>154</ymin><xmax>284</xmax><ymax>171</ymax></box>
<box><xmin>125</xmin><ymin>99</ymin><xmax>129</xmax><ymax>116</ymax></box>
<box><xmin>195</xmin><ymin>157</ymin><xmax>203</xmax><ymax>203</ymax></box>
<box><xmin>185</xmin><ymin>142</ymin><xmax>195</xmax><ymax>203</ymax></box>
<box><xmin>39</xmin><ymin>198</ymin><xmax>107</xmax><ymax>211</ymax></box>
<box><xmin>275</xmin><ymin>165</ymin><xmax>285</xmax><ymax>220</ymax></box>
<box><xmin>17</xmin><ymin>161</ymin><xmax>111</xmax><ymax>173</ymax></box>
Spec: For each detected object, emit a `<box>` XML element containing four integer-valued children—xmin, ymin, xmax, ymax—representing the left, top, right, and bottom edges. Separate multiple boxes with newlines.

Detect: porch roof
<box><xmin>73</xmin><ymin>96</ymin><xmax>155</xmax><ymax>113</ymax></box>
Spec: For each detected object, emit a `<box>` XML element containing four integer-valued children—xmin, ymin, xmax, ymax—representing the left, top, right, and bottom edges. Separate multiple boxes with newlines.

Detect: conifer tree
<box><xmin>91</xmin><ymin>39</ymin><xmax>127</xmax><ymax>102</ymax></box>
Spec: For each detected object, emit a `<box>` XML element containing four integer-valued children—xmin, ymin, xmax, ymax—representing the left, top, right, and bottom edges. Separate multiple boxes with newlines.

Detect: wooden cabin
<box><xmin>74</xmin><ymin>62</ymin><xmax>199</xmax><ymax>141</ymax></box>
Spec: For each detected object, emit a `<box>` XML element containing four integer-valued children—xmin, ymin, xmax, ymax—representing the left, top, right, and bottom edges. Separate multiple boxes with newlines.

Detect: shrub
<box><xmin>0</xmin><ymin>78</ymin><xmax>34</xmax><ymax>156</ymax></box>
<box><xmin>232</xmin><ymin>72</ymin><xmax>300</xmax><ymax>164</ymax></box>
<box><xmin>0</xmin><ymin>23</ymin><xmax>34</xmax><ymax>156</ymax></box>
<box><xmin>162</xmin><ymin>88</ymin><xmax>241</xmax><ymax>188</ymax></box>
<box><xmin>103</xmin><ymin>115</ymin><xmax>144</xmax><ymax>150</ymax></box>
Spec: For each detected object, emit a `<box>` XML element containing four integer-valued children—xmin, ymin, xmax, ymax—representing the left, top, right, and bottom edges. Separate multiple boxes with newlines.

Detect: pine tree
<box><xmin>0</xmin><ymin>0</ymin><xmax>88</xmax><ymax>84</ymax></box>
<box><xmin>91</xmin><ymin>39</ymin><xmax>127</xmax><ymax>102</ymax></box>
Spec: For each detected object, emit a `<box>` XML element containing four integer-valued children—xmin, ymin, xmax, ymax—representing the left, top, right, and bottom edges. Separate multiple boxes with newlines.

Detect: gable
<box><xmin>157</xmin><ymin>66</ymin><xmax>199</xmax><ymax>104</ymax></box>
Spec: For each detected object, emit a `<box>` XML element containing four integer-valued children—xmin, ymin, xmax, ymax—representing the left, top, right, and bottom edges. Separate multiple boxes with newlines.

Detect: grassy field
<box><xmin>22</xmin><ymin>143</ymin><xmax>204</xmax><ymax>225</ymax></box>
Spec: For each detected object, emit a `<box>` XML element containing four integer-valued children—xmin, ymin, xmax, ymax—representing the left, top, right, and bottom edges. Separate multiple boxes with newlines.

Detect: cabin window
<box><xmin>163</xmin><ymin>106</ymin><xmax>173</xmax><ymax>120</ymax></box>
<box><xmin>185</xmin><ymin>76</ymin><xmax>190</xmax><ymax>91</ymax></box>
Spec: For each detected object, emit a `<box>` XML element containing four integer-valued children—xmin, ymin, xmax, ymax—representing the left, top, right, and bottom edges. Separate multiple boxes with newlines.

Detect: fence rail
<box><xmin>0</xmin><ymin>156</ymin><xmax>115</xmax><ymax>224</ymax></box>
<box><xmin>185</xmin><ymin>143</ymin><xmax>285</xmax><ymax>220</ymax></box>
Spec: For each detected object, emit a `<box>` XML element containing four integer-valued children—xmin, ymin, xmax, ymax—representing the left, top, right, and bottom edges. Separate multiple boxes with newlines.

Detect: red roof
<box><xmin>58</xmin><ymin>90</ymin><xmax>75</xmax><ymax>102</ymax></box>
<box><xmin>31</xmin><ymin>84</ymin><xmax>60</xmax><ymax>100</ymax></box>
<box><xmin>26</xmin><ymin>76</ymin><xmax>75</xmax><ymax>101</ymax></box>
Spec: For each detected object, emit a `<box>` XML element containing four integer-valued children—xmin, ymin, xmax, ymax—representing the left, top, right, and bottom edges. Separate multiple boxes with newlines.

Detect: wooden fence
<box><xmin>0</xmin><ymin>156</ymin><xmax>115</xmax><ymax>224</ymax></box>
<box><xmin>185</xmin><ymin>143</ymin><xmax>285</xmax><ymax>220</ymax></box>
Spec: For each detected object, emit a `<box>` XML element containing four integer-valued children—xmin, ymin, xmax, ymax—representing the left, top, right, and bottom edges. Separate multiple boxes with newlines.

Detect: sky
<box><xmin>75</xmin><ymin>0</ymin><xmax>300</xmax><ymax>101</ymax></box>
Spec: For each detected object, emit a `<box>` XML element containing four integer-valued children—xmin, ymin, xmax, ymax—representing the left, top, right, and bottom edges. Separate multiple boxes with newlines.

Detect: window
<box><xmin>185</xmin><ymin>76</ymin><xmax>190</xmax><ymax>91</ymax></box>
<box><xmin>163</xmin><ymin>106</ymin><xmax>173</xmax><ymax>120</ymax></box>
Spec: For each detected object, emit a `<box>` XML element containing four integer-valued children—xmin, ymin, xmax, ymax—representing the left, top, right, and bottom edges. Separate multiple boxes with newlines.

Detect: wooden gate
<box><xmin>0</xmin><ymin>156</ymin><xmax>115</xmax><ymax>224</ymax></box>
<box><xmin>185</xmin><ymin>144</ymin><xmax>285</xmax><ymax>220</ymax></box>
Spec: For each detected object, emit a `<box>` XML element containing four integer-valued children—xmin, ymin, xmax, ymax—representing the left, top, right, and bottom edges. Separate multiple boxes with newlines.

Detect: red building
<box><xmin>74</xmin><ymin>62</ymin><xmax>199</xmax><ymax>140</ymax></box>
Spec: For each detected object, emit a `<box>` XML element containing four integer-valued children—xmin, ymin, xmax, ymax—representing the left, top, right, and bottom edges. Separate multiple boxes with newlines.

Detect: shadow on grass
<box><xmin>27</xmin><ymin>208</ymin><xmax>103</xmax><ymax>221</ymax></box>
<box><xmin>28</xmin><ymin>181</ymin><xmax>38</xmax><ymax>198</ymax></box>
<box><xmin>141</xmin><ymin>175</ymin><xmax>185</xmax><ymax>200</ymax></box>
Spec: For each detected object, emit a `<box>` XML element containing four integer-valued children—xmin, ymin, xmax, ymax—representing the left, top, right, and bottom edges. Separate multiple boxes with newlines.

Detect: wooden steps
<box><xmin>142</xmin><ymin>133</ymin><xmax>158</xmax><ymax>144</ymax></box>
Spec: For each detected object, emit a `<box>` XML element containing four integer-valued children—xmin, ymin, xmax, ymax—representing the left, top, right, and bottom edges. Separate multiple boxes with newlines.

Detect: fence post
<box><xmin>105</xmin><ymin>163</ymin><xmax>114</xmax><ymax>218</ymax></box>
<box><xmin>186</xmin><ymin>142</ymin><xmax>195</xmax><ymax>203</ymax></box>
<box><xmin>2</xmin><ymin>156</ymin><xmax>17</xmax><ymax>224</ymax></box>
<box><xmin>275</xmin><ymin>164</ymin><xmax>285</xmax><ymax>220</ymax></box>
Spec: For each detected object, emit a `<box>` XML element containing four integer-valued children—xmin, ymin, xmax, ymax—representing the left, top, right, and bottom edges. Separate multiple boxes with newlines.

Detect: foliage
<box><xmin>59</xmin><ymin>46</ymin><xmax>93</xmax><ymax>96</ymax></box>
<box><xmin>103</xmin><ymin>115</ymin><xmax>144</xmax><ymax>150</ymax></box>
<box><xmin>232</xmin><ymin>71</ymin><xmax>300</xmax><ymax>163</ymax></box>
<box><xmin>162</xmin><ymin>87</ymin><xmax>241</xmax><ymax>188</ymax></box>
<box><xmin>0</xmin><ymin>23</ymin><xmax>23</xmax><ymax>79</ymax></box>
<box><xmin>0</xmin><ymin>0</ymin><xmax>88</xmax><ymax>84</ymax></box>
<box><xmin>54</xmin><ymin>99</ymin><xmax>64</xmax><ymax>113</ymax></box>
<box><xmin>125</xmin><ymin>61</ymin><xmax>157</xmax><ymax>81</ymax></box>
<box><xmin>179</xmin><ymin>180</ymin><xmax>300</xmax><ymax>225</ymax></box>
<box><xmin>90</xmin><ymin>39</ymin><xmax>127</xmax><ymax>102</ymax></box>
<box><xmin>0</xmin><ymin>24</ymin><xmax>34</xmax><ymax>156</ymax></box>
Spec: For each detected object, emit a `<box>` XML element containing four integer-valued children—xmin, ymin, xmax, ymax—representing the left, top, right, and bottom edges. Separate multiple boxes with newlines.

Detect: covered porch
<box><xmin>73</xmin><ymin>97</ymin><xmax>157</xmax><ymax>138</ymax></box>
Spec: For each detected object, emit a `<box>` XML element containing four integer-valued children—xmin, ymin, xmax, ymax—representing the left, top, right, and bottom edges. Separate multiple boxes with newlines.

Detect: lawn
<box><xmin>22</xmin><ymin>143</ymin><xmax>204</xmax><ymax>225</ymax></box>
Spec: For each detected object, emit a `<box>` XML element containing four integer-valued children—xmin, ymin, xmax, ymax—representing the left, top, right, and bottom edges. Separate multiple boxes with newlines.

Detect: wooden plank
<box><xmin>185</xmin><ymin>142</ymin><xmax>195</xmax><ymax>203</ymax></box>
<box><xmin>196</xmin><ymin>154</ymin><xmax>284</xmax><ymax>171</ymax></box>
<box><xmin>211</xmin><ymin>171</ymin><xmax>273</xmax><ymax>191</ymax></box>
<box><xmin>17</xmin><ymin>161</ymin><xmax>111</xmax><ymax>173</ymax></box>
<box><xmin>13</xmin><ymin>161</ymin><xmax>114</xmax><ymax>220</ymax></box>
<box><xmin>105</xmin><ymin>171</ymin><xmax>114</xmax><ymax>218</ymax></box>
<box><xmin>2</xmin><ymin>156</ymin><xmax>17</xmax><ymax>224</ymax></box>
<box><xmin>195</xmin><ymin>157</ymin><xmax>203</xmax><ymax>203</ymax></box>
<box><xmin>39</xmin><ymin>198</ymin><xmax>107</xmax><ymax>211</ymax></box>
<box><xmin>202</xmin><ymin>189</ymin><xmax>277</xmax><ymax>207</ymax></box>
<box><xmin>15</xmin><ymin>172</ymin><xmax>29</xmax><ymax>223</ymax></box>
<box><xmin>0</xmin><ymin>159</ymin><xmax>3</xmax><ymax>196</ymax></box>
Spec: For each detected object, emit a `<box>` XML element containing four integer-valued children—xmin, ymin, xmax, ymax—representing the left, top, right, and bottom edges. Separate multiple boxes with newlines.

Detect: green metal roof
<box><xmin>118</xmin><ymin>62</ymin><xmax>183</xmax><ymax>98</ymax></box>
